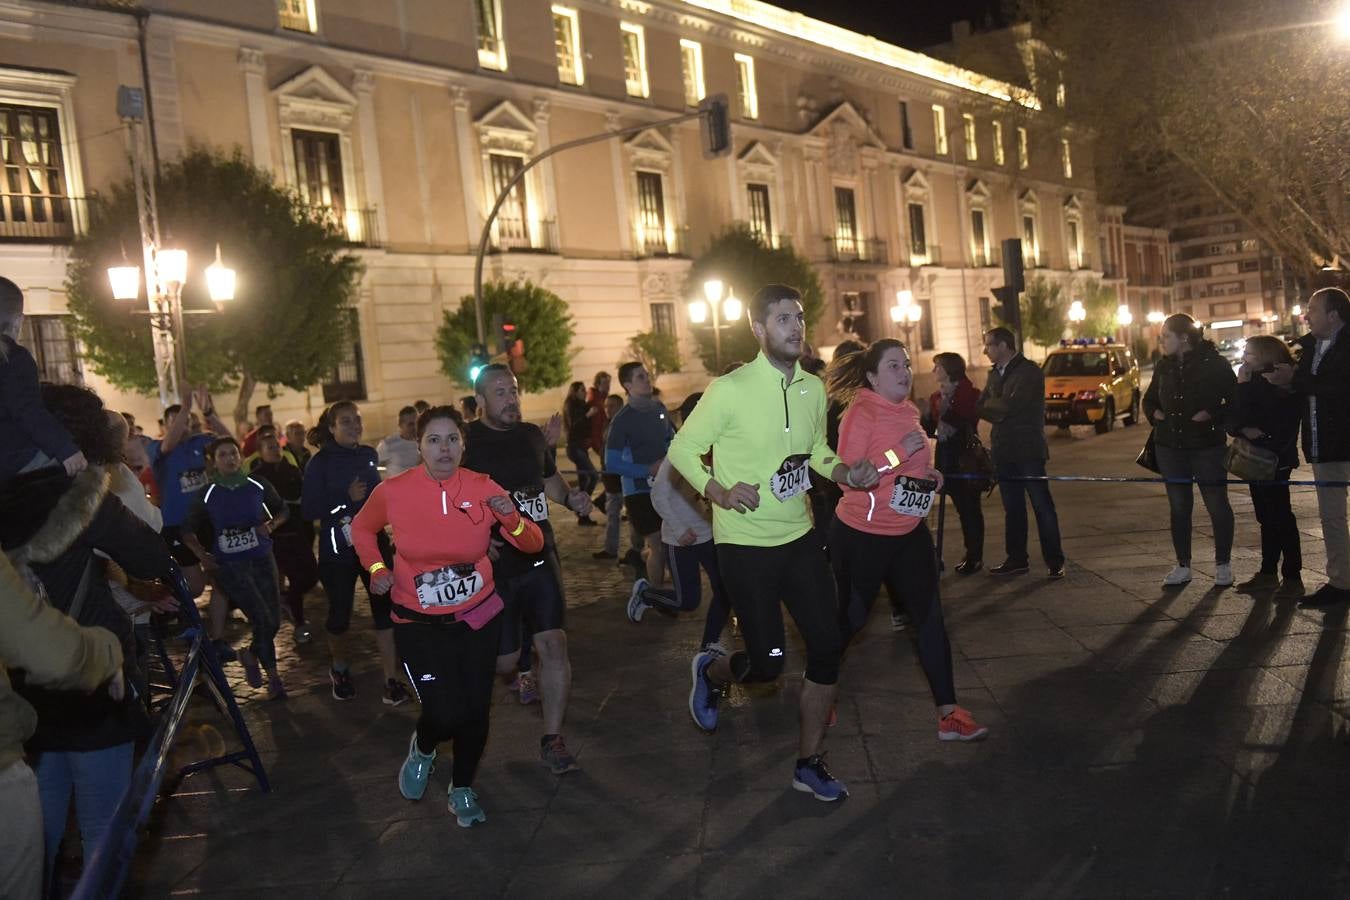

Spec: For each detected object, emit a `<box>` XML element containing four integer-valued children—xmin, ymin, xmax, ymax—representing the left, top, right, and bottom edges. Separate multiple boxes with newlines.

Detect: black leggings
<box><xmin>271</xmin><ymin>531</ymin><xmax>318</xmax><ymax>626</ymax></box>
<box><xmin>830</xmin><ymin>518</ymin><xmax>956</xmax><ymax>707</ymax></box>
<box><xmin>1249</xmin><ymin>470</ymin><xmax>1301</xmax><ymax>577</ymax></box>
<box><xmin>395</xmin><ymin>614</ymin><xmax>503</xmax><ymax>787</ymax></box>
<box><xmin>319</xmin><ymin>539</ymin><xmax>393</xmax><ymax>635</ymax></box>
<box><xmin>639</xmin><ymin>540</ymin><xmax>732</xmax><ymax>647</ymax></box>
<box><xmin>716</xmin><ymin>532</ymin><xmax>842</xmax><ymax>686</ymax></box>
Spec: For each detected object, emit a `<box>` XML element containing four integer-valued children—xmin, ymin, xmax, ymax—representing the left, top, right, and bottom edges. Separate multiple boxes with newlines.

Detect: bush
<box><xmin>435</xmin><ymin>280</ymin><xmax>575</xmax><ymax>392</ymax></box>
<box><xmin>627</xmin><ymin>330</ymin><xmax>681</xmax><ymax>377</ymax></box>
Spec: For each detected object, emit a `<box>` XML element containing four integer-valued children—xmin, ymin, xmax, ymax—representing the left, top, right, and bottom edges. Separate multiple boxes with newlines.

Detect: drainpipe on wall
<box><xmin>134</xmin><ymin>9</ymin><xmax>161</xmax><ymax>176</ymax></box>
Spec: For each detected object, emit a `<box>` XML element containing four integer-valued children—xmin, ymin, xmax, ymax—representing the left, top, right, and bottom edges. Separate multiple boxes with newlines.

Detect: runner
<box><xmin>301</xmin><ymin>400</ymin><xmax>409</xmax><ymax>704</ymax></box>
<box><xmin>826</xmin><ymin>340</ymin><xmax>989</xmax><ymax>742</ymax></box>
<box><xmin>462</xmin><ymin>364</ymin><xmax>592</xmax><ymax>774</ymax></box>
<box><xmin>182</xmin><ymin>436</ymin><xmax>289</xmax><ymax>699</ymax></box>
<box><xmin>669</xmin><ymin>284</ymin><xmax>878</xmax><ymax>802</ymax></box>
<box><xmin>351</xmin><ymin>405</ymin><xmax>543</xmax><ymax>827</ymax></box>
<box><xmin>605</xmin><ymin>363</ymin><xmax>674</xmax><ymax>586</ymax></box>
<box><xmin>283</xmin><ymin>420</ymin><xmax>311</xmax><ymax>472</ymax></box>
<box><xmin>251</xmin><ymin>429</ymin><xmax>317</xmax><ymax>644</ymax></box>
<box><xmin>377</xmin><ymin>406</ymin><xmax>422</xmax><ymax>478</ymax></box>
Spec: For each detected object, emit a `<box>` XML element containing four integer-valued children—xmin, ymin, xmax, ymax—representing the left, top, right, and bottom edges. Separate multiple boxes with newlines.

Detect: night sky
<box><xmin>773</xmin><ymin>0</ymin><xmax>1009</xmax><ymax>49</ymax></box>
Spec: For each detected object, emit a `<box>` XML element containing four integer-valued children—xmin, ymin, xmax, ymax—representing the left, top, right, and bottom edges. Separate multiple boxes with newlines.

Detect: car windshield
<box><xmin>1044</xmin><ymin>352</ymin><xmax>1110</xmax><ymax>377</ymax></box>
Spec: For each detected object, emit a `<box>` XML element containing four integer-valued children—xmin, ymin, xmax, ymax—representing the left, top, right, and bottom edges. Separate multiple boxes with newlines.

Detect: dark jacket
<box><xmin>301</xmin><ymin>441</ymin><xmax>381</xmax><ymax>561</ymax></box>
<box><xmin>925</xmin><ymin>378</ymin><xmax>981</xmax><ymax>473</ymax></box>
<box><xmin>976</xmin><ymin>355</ymin><xmax>1048</xmax><ymax>465</ymax></box>
<box><xmin>1228</xmin><ymin>375</ymin><xmax>1301</xmax><ymax>470</ymax></box>
<box><xmin>0</xmin><ymin>466</ymin><xmax>174</xmax><ymax>752</ymax></box>
<box><xmin>0</xmin><ymin>335</ymin><xmax>79</xmax><ymax>483</ymax></box>
<box><xmin>1291</xmin><ymin>329</ymin><xmax>1350</xmax><ymax>464</ymax></box>
<box><xmin>1143</xmin><ymin>342</ymin><xmax>1235</xmax><ymax>450</ymax></box>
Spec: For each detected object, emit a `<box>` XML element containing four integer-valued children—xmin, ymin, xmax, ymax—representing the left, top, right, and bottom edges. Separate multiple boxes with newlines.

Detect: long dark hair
<box><xmin>825</xmin><ymin>338</ymin><xmax>906</xmax><ymax>404</ymax></box>
<box><xmin>39</xmin><ymin>383</ymin><xmax>121</xmax><ymax>464</ymax></box>
<box><xmin>308</xmin><ymin>400</ymin><xmax>358</xmax><ymax>448</ymax></box>
<box><xmin>415</xmin><ymin>405</ymin><xmax>466</xmax><ymax>442</ymax></box>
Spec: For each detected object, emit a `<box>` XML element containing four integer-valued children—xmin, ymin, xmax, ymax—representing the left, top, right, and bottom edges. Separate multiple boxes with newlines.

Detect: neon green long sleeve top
<box><xmin>668</xmin><ymin>352</ymin><xmax>841</xmax><ymax>548</ymax></box>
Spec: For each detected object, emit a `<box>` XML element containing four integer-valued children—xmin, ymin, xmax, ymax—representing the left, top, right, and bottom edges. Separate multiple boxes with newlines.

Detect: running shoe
<box><xmin>448</xmin><ymin>785</ymin><xmax>486</xmax><ymax>828</ymax></box>
<box><xmin>517</xmin><ymin>671</ymin><xmax>539</xmax><ymax>705</ymax></box>
<box><xmin>211</xmin><ymin>638</ymin><xmax>238</xmax><ymax>663</ymax></box>
<box><xmin>330</xmin><ymin>667</ymin><xmax>356</xmax><ymax>701</ymax></box>
<box><xmin>238</xmin><ymin>648</ymin><xmax>263</xmax><ymax>689</ymax></box>
<box><xmin>688</xmin><ymin>648</ymin><xmax>722</xmax><ymax>733</ymax></box>
<box><xmin>384</xmin><ymin>679</ymin><xmax>412</xmax><ymax>707</ymax></box>
<box><xmin>620</xmin><ymin>548</ymin><xmax>643</xmax><ymax>570</ymax></box>
<box><xmin>540</xmin><ymin>734</ymin><xmax>581</xmax><ymax>774</ymax></box>
<box><xmin>826</xmin><ymin>705</ymin><xmax>838</xmax><ymax>728</ymax></box>
<box><xmin>1163</xmin><ymin>565</ymin><xmax>1192</xmax><ymax>586</ymax></box>
<box><xmin>293</xmin><ymin>623</ymin><xmax>313</xmax><ymax>645</ymax></box>
<box><xmin>399</xmin><ymin>732</ymin><xmax>436</xmax><ymax>800</ymax></box>
<box><xmin>938</xmin><ymin>706</ymin><xmax>989</xmax><ymax>742</ymax></box>
<box><xmin>592</xmin><ymin>549</ymin><xmax>617</xmax><ymax>560</ymax></box>
<box><xmin>267</xmin><ymin>674</ymin><xmax>288</xmax><ymax>701</ymax></box>
<box><xmin>792</xmin><ymin>754</ymin><xmax>848</xmax><ymax>801</ymax></box>
<box><xmin>627</xmin><ymin>577</ymin><xmax>650</xmax><ymax>623</ymax></box>
<box><xmin>1214</xmin><ymin>563</ymin><xmax>1234</xmax><ymax>587</ymax></box>
<box><xmin>890</xmin><ymin>611</ymin><xmax>910</xmax><ymax>632</ymax></box>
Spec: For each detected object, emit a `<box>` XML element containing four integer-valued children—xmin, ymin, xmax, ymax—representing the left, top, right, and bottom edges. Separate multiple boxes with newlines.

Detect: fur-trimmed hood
<box><xmin>1</xmin><ymin>465</ymin><xmax>113</xmax><ymax>566</ymax></box>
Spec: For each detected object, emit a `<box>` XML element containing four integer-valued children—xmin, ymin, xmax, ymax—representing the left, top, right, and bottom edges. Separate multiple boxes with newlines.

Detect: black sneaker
<box><xmin>620</xmin><ymin>549</ymin><xmax>643</xmax><ymax>570</ymax></box>
<box><xmin>989</xmin><ymin>560</ymin><xmax>1030</xmax><ymax>576</ymax></box>
<box><xmin>383</xmin><ymin>678</ymin><xmax>411</xmax><ymax>707</ymax></box>
<box><xmin>211</xmin><ymin>638</ymin><xmax>238</xmax><ymax>663</ymax></box>
<box><xmin>955</xmin><ymin>559</ymin><xmax>983</xmax><ymax>575</ymax></box>
<box><xmin>1299</xmin><ymin>584</ymin><xmax>1350</xmax><ymax>609</ymax></box>
<box><xmin>592</xmin><ymin>549</ymin><xmax>617</xmax><ymax>560</ymax></box>
<box><xmin>1047</xmin><ymin>561</ymin><xmax>1066</xmax><ymax>579</ymax></box>
<box><xmin>330</xmin><ymin>667</ymin><xmax>356</xmax><ymax>701</ymax></box>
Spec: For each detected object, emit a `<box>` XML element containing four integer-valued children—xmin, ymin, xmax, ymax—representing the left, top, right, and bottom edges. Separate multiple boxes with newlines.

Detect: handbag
<box><xmin>1224</xmin><ymin>436</ymin><xmax>1280</xmax><ymax>482</ymax></box>
<box><xmin>956</xmin><ymin>431</ymin><xmax>996</xmax><ymax>495</ymax></box>
<box><xmin>1136</xmin><ymin>431</ymin><xmax>1160</xmax><ymax>474</ymax></box>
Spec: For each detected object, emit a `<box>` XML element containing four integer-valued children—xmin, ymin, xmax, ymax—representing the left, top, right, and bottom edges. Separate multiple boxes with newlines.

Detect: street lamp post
<box><xmin>688</xmin><ymin>278</ymin><xmax>742</xmax><ymax>372</ymax></box>
<box><xmin>890</xmin><ymin>289</ymin><xmax>923</xmax><ymax>348</ymax></box>
<box><xmin>1068</xmin><ymin>299</ymin><xmax>1087</xmax><ymax>333</ymax></box>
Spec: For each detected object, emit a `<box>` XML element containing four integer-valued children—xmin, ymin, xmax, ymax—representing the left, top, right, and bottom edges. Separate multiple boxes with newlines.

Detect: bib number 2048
<box><xmin>889</xmin><ymin>476</ymin><xmax>937</xmax><ymax>518</ymax></box>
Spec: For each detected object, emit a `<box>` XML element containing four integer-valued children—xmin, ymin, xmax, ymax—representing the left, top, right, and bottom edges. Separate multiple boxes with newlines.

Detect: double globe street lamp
<box><xmin>890</xmin><ymin>289</ymin><xmax>922</xmax><ymax>347</ymax></box>
<box><xmin>688</xmin><ymin>278</ymin><xmax>743</xmax><ymax>372</ymax></box>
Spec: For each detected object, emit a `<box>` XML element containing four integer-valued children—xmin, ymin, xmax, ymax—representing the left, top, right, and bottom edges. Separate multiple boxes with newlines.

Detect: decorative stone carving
<box><xmin>237</xmin><ymin>47</ymin><xmax>265</xmax><ymax>75</ymax></box>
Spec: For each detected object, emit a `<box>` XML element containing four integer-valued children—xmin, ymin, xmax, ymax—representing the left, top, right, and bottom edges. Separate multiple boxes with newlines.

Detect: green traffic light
<box><xmin>469</xmin><ymin>364</ymin><xmax>485</xmax><ymax>382</ymax></box>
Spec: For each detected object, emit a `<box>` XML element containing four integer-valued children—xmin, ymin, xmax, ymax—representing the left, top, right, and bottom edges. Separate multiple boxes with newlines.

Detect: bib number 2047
<box><xmin>771</xmin><ymin>457</ymin><xmax>810</xmax><ymax>502</ymax></box>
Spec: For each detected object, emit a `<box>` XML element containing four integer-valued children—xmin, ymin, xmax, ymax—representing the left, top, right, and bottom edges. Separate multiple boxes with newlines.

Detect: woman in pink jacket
<box><xmin>827</xmin><ymin>339</ymin><xmax>988</xmax><ymax>742</ymax></box>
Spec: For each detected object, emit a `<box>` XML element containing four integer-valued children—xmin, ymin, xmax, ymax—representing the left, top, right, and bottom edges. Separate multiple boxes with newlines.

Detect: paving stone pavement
<box><xmin>122</xmin><ymin>425</ymin><xmax>1350</xmax><ymax>899</ymax></box>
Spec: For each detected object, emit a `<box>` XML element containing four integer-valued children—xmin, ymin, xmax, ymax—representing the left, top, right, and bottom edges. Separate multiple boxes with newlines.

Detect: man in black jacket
<box><xmin>1268</xmin><ymin>287</ymin><xmax>1350</xmax><ymax>607</ymax></box>
<box><xmin>976</xmin><ymin>327</ymin><xmax>1065</xmax><ymax>578</ymax></box>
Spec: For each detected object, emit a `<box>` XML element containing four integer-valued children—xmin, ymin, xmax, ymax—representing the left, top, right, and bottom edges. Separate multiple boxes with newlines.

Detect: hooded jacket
<box><xmin>836</xmin><ymin>388</ymin><xmax>934</xmax><ymax>537</ymax></box>
<box><xmin>1143</xmin><ymin>341</ymin><xmax>1236</xmax><ymax>450</ymax></box>
<box><xmin>301</xmin><ymin>441</ymin><xmax>381</xmax><ymax>561</ymax></box>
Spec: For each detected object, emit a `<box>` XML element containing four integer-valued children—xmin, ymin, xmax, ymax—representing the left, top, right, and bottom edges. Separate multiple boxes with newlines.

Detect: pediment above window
<box><xmin>273</xmin><ymin>66</ymin><xmax>357</xmax><ymax>129</ymax></box>
<box><xmin>475</xmin><ymin>100</ymin><xmax>538</xmax><ymax>154</ymax></box>
<box><xmin>625</xmin><ymin>127</ymin><xmax>674</xmax><ymax>170</ymax></box>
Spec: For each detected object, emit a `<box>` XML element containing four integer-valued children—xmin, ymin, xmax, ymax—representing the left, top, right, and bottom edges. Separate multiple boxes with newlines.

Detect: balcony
<box><xmin>971</xmin><ymin>245</ymin><xmax>1002</xmax><ymax>268</ymax></box>
<box><xmin>306</xmin><ymin>206</ymin><xmax>383</xmax><ymax>248</ymax></box>
<box><xmin>908</xmin><ymin>244</ymin><xmax>942</xmax><ymax>267</ymax></box>
<box><xmin>825</xmin><ymin>236</ymin><xmax>888</xmax><ymax>265</ymax></box>
<box><xmin>634</xmin><ymin>223</ymin><xmax>689</xmax><ymax>259</ymax></box>
<box><xmin>1068</xmin><ymin>250</ymin><xmax>1093</xmax><ymax>271</ymax></box>
<box><xmin>489</xmin><ymin>216</ymin><xmax>559</xmax><ymax>254</ymax></box>
<box><xmin>0</xmin><ymin>193</ymin><xmax>82</xmax><ymax>243</ymax></box>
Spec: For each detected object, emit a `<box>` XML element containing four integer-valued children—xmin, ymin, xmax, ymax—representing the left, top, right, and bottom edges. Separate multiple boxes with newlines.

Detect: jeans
<box><xmin>0</xmin><ymin>761</ymin><xmax>41</xmax><ymax>900</ymax></box>
<box><xmin>995</xmin><ymin>459</ymin><xmax>1064</xmax><ymax>567</ymax></box>
<box><xmin>1313</xmin><ymin>461</ymin><xmax>1350</xmax><ymax>589</ymax></box>
<box><xmin>639</xmin><ymin>540</ymin><xmax>733</xmax><ymax>647</ymax></box>
<box><xmin>944</xmin><ymin>478</ymin><xmax>985</xmax><ymax>564</ymax></box>
<box><xmin>1155</xmin><ymin>443</ymin><xmax>1234</xmax><ymax>566</ymax></box>
<box><xmin>1249</xmin><ymin>470</ymin><xmax>1301</xmax><ymax>577</ymax></box>
<box><xmin>565</xmin><ymin>443</ymin><xmax>599</xmax><ymax>496</ymax></box>
<box><xmin>34</xmin><ymin>742</ymin><xmax>134</xmax><ymax>890</ymax></box>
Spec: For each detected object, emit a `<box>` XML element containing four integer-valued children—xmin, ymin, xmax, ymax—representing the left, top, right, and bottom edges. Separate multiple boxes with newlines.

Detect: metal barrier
<box><xmin>70</xmin><ymin>565</ymin><xmax>270</xmax><ymax>900</ymax></box>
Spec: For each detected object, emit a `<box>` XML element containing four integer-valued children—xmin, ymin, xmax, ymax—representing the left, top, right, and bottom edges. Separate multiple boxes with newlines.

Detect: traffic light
<box><xmin>992</xmin><ymin>285</ymin><xmax>1020</xmax><ymax>330</ymax></box>
<box><xmin>468</xmin><ymin>343</ymin><xmax>490</xmax><ymax>384</ymax></box>
<box><xmin>699</xmin><ymin>94</ymin><xmax>731</xmax><ymax>159</ymax></box>
<box><xmin>500</xmin><ymin>319</ymin><xmax>517</xmax><ymax>355</ymax></box>
<box><xmin>1001</xmin><ymin>237</ymin><xmax>1025</xmax><ymax>293</ymax></box>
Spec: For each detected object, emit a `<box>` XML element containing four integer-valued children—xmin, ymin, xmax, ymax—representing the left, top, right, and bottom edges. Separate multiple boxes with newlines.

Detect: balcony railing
<box><xmin>908</xmin><ymin>244</ymin><xmax>942</xmax><ymax>267</ymax></box>
<box><xmin>306</xmin><ymin>206</ymin><xmax>383</xmax><ymax>248</ymax></box>
<box><xmin>1069</xmin><ymin>250</ymin><xmax>1093</xmax><ymax>271</ymax></box>
<box><xmin>971</xmin><ymin>245</ymin><xmax>1002</xmax><ymax>268</ymax></box>
<box><xmin>825</xmin><ymin>236</ymin><xmax>888</xmax><ymax>265</ymax></box>
<box><xmin>0</xmin><ymin>193</ymin><xmax>82</xmax><ymax>243</ymax></box>
<box><xmin>634</xmin><ymin>223</ymin><xmax>689</xmax><ymax>258</ymax></box>
<box><xmin>490</xmin><ymin>216</ymin><xmax>559</xmax><ymax>254</ymax></box>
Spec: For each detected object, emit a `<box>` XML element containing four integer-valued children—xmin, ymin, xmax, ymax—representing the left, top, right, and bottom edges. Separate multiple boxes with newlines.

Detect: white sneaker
<box><xmin>1214</xmin><ymin>563</ymin><xmax>1234</xmax><ymax>587</ymax></box>
<box><xmin>626</xmin><ymin>577</ymin><xmax>649</xmax><ymax>623</ymax></box>
<box><xmin>1163</xmin><ymin>565</ymin><xmax>1192</xmax><ymax>586</ymax></box>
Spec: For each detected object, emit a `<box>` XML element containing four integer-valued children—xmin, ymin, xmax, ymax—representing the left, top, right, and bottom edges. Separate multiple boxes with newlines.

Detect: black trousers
<box><xmin>830</xmin><ymin>518</ymin><xmax>957</xmax><ymax>707</ymax></box>
<box><xmin>1250</xmin><ymin>470</ymin><xmax>1302</xmax><ymax>577</ymax></box>
<box><xmin>944</xmin><ymin>479</ymin><xmax>985</xmax><ymax>564</ymax></box>
<box><xmin>395</xmin><ymin>614</ymin><xmax>503</xmax><ymax>787</ymax></box>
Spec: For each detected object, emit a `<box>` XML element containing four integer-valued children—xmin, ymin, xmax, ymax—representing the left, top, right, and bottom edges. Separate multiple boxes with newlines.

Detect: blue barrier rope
<box><xmin>555</xmin><ymin>467</ymin><xmax>1350</xmax><ymax>488</ymax></box>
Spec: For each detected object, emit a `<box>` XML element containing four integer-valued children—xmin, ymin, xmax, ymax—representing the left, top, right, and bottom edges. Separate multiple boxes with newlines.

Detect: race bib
<box><xmin>513</xmin><ymin>490</ymin><xmax>548</xmax><ymax>522</ymax></box>
<box><xmin>771</xmin><ymin>456</ymin><xmax>810</xmax><ymax>503</ymax></box>
<box><xmin>179</xmin><ymin>468</ymin><xmax>208</xmax><ymax>493</ymax></box>
<box><xmin>218</xmin><ymin>526</ymin><xmax>260</xmax><ymax>554</ymax></box>
<box><xmin>414</xmin><ymin>563</ymin><xmax>484</xmax><ymax>609</ymax></box>
<box><xmin>889</xmin><ymin>476</ymin><xmax>937</xmax><ymax>518</ymax></box>
<box><xmin>331</xmin><ymin>517</ymin><xmax>353</xmax><ymax>550</ymax></box>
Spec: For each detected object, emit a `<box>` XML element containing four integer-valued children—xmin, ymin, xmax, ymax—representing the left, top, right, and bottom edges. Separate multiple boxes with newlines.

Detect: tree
<box><xmin>627</xmin><ymin>330</ymin><xmax>681</xmax><ymax>378</ymax></box>
<box><xmin>1018</xmin><ymin>0</ymin><xmax>1350</xmax><ymax>277</ymax></box>
<box><xmin>65</xmin><ymin>147</ymin><xmax>363</xmax><ymax>425</ymax></box>
<box><xmin>1076</xmin><ymin>279</ymin><xmax>1117</xmax><ymax>338</ymax></box>
<box><xmin>684</xmin><ymin>226</ymin><xmax>825</xmax><ymax>373</ymax></box>
<box><xmin>436</xmin><ymin>280</ymin><xmax>575</xmax><ymax>392</ymax></box>
<box><xmin>1016</xmin><ymin>275</ymin><xmax>1067</xmax><ymax>350</ymax></box>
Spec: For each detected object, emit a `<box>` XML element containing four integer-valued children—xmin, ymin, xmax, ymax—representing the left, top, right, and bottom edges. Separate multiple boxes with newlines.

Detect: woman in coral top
<box><xmin>352</xmin><ymin>405</ymin><xmax>543</xmax><ymax>828</ymax></box>
<box><xmin>826</xmin><ymin>339</ymin><xmax>988</xmax><ymax>743</ymax></box>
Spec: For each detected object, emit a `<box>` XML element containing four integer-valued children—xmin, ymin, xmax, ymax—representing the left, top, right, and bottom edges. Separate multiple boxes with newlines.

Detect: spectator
<box><xmin>0</xmin><ymin>276</ymin><xmax>85</xmax><ymax>483</ymax></box>
<box><xmin>1143</xmin><ymin>314</ymin><xmax>1236</xmax><ymax>588</ymax></box>
<box><xmin>1229</xmin><ymin>335</ymin><xmax>1302</xmax><ymax>595</ymax></box>
<box><xmin>976</xmin><ymin>327</ymin><xmax>1065</xmax><ymax>578</ymax></box>
<box><xmin>1266</xmin><ymin>287</ymin><xmax>1350</xmax><ymax>607</ymax></box>
<box><xmin>593</xmin><ymin>393</ymin><xmax>627</xmax><ymax>561</ymax></box>
<box><xmin>240</xmin><ymin>404</ymin><xmax>274</xmax><ymax>457</ymax></box>
<box><xmin>458</xmin><ymin>396</ymin><xmax>478</xmax><ymax>423</ymax></box>
<box><xmin>283</xmin><ymin>419</ymin><xmax>311</xmax><ymax>472</ymax></box>
<box><xmin>926</xmin><ymin>351</ymin><xmax>984</xmax><ymax>574</ymax></box>
<box><xmin>586</xmin><ymin>371</ymin><xmax>612</xmax><ymax>470</ymax></box>
<box><xmin>562</xmin><ymin>381</ymin><xmax>599</xmax><ymax>518</ymax></box>
<box><xmin>376</xmin><ymin>406</ymin><xmax>421</xmax><ymax>478</ymax></box>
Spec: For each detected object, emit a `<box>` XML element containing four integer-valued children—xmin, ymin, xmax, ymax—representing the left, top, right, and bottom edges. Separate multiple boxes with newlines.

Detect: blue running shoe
<box><xmin>688</xmin><ymin>648</ymin><xmax>722</xmax><ymax>732</ymax></box>
<box><xmin>792</xmin><ymin>754</ymin><xmax>849</xmax><ymax>802</ymax></box>
<box><xmin>398</xmin><ymin>732</ymin><xmax>436</xmax><ymax>801</ymax></box>
<box><xmin>448</xmin><ymin>785</ymin><xmax>486</xmax><ymax>828</ymax></box>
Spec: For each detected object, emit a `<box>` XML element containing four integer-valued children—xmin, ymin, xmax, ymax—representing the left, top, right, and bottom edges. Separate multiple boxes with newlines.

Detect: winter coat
<box><xmin>976</xmin><ymin>355</ymin><xmax>1048</xmax><ymax>465</ymax></box>
<box><xmin>1291</xmin><ymin>329</ymin><xmax>1350</xmax><ymax>464</ymax></box>
<box><xmin>925</xmin><ymin>378</ymin><xmax>981</xmax><ymax>474</ymax></box>
<box><xmin>1228</xmin><ymin>375</ymin><xmax>1301</xmax><ymax>470</ymax></box>
<box><xmin>1143</xmin><ymin>342</ymin><xmax>1236</xmax><ymax>450</ymax></box>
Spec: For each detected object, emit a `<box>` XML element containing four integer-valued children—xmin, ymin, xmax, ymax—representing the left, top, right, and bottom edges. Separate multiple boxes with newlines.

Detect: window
<box><xmin>1061</xmin><ymin>137</ymin><xmax>1073</xmax><ymax>178</ymax></box>
<box><xmin>899</xmin><ymin>101</ymin><xmax>913</xmax><ymax>150</ymax></box>
<box><xmin>1240</xmin><ymin>238</ymin><xmax>1258</xmax><ymax>252</ymax></box>
<box><xmin>292</xmin><ymin>129</ymin><xmax>346</xmax><ymax>224</ymax></box>
<box><xmin>18</xmin><ymin>315</ymin><xmax>80</xmax><ymax>385</ymax></box>
<box><xmin>680</xmin><ymin>40</ymin><xmax>705</xmax><ymax>107</ymax></box>
<box><xmin>488</xmin><ymin>153</ymin><xmax>529</xmax><ymax>249</ymax></box>
<box><xmin>1240</xmin><ymin>259</ymin><xmax>1259</xmax><ymax>272</ymax></box>
<box><xmin>650</xmin><ymin>302</ymin><xmax>676</xmax><ymax>337</ymax></box>
<box><xmin>932</xmin><ymin>105</ymin><xmax>947</xmax><ymax>155</ymax></box>
<box><xmin>323</xmin><ymin>309</ymin><xmax>366</xmax><ymax>402</ymax></box>
<box><xmin>1022</xmin><ymin>214</ymin><xmax>1039</xmax><ymax>266</ymax></box>
<box><xmin>620</xmin><ymin>23</ymin><xmax>649</xmax><ymax>98</ymax></box>
<box><xmin>635</xmin><ymin>170</ymin><xmax>666</xmax><ymax>254</ymax></box>
<box><xmin>747</xmin><ymin>183</ymin><xmax>772</xmax><ymax>244</ymax></box>
<box><xmin>734</xmin><ymin>54</ymin><xmax>758</xmax><ymax>120</ymax></box>
<box><xmin>1067</xmin><ymin>219</ymin><xmax>1082</xmax><ymax>269</ymax></box>
<box><xmin>552</xmin><ymin>6</ymin><xmax>584</xmax><ymax>86</ymax></box>
<box><xmin>277</xmin><ymin>0</ymin><xmax>317</xmax><ymax>32</ymax></box>
<box><xmin>907</xmin><ymin>202</ymin><xmax>927</xmax><ymax>258</ymax></box>
<box><xmin>1055</xmin><ymin>79</ymin><xmax>1066</xmax><ymax>109</ymax></box>
<box><xmin>0</xmin><ymin>103</ymin><xmax>74</xmax><ymax>241</ymax></box>
<box><xmin>992</xmin><ymin>120</ymin><xmax>1004</xmax><ymax>166</ymax></box>
<box><xmin>834</xmin><ymin>187</ymin><xmax>858</xmax><ymax>257</ymax></box>
<box><xmin>475</xmin><ymin>0</ymin><xmax>506</xmax><ymax>69</ymax></box>
<box><xmin>1211</xmin><ymin>261</ymin><xmax>1239</xmax><ymax>276</ymax></box>
<box><xmin>918</xmin><ymin>299</ymin><xmax>934</xmax><ymax>350</ymax></box>
<box><xmin>970</xmin><ymin>208</ymin><xmax>990</xmax><ymax>267</ymax></box>
<box><xmin>962</xmin><ymin>113</ymin><xmax>977</xmax><ymax>161</ymax></box>
<box><xmin>1017</xmin><ymin>126</ymin><xmax>1029</xmax><ymax>169</ymax></box>
<box><xmin>979</xmin><ymin>296</ymin><xmax>992</xmax><ymax>331</ymax></box>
